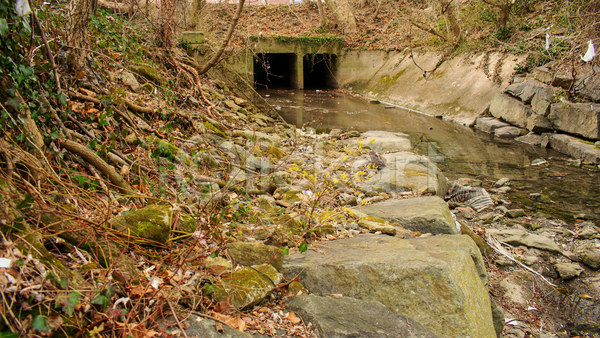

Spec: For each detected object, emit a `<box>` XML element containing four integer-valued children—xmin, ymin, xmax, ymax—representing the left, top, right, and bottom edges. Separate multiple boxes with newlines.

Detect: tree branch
<box><xmin>410</xmin><ymin>21</ymin><xmax>448</xmax><ymax>42</ymax></box>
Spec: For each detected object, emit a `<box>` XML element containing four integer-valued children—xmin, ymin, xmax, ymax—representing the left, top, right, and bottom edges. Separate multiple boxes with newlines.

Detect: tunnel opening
<box><xmin>253</xmin><ymin>53</ymin><xmax>297</xmax><ymax>89</ymax></box>
<box><xmin>303</xmin><ymin>54</ymin><xmax>337</xmax><ymax>89</ymax></box>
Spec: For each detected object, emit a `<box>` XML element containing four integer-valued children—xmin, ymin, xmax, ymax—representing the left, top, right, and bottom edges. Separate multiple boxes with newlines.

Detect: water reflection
<box><xmin>260</xmin><ymin>88</ymin><xmax>600</xmax><ymax>223</ymax></box>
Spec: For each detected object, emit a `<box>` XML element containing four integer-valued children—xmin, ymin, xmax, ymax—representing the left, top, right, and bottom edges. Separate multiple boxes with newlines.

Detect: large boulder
<box><xmin>543</xmin><ymin>133</ymin><xmax>600</xmax><ymax>164</ymax></box>
<box><xmin>357</xmin><ymin>196</ymin><xmax>458</xmax><ymax>235</ymax></box>
<box><xmin>285</xmin><ymin>295</ymin><xmax>439</xmax><ymax>338</ymax></box>
<box><xmin>362</xmin><ymin>152</ymin><xmax>447</xmax><ymax>196</ymax></box>
<box><xmin>489</xmin><ymin>94</ymin><xmax>532</xmax><ymax>128</ymax></box>
<box><xmin>356</xmin><ymin>130</ymin><xmax>412</xmax><ymax>152</ymax></box>
<box><xmin>549</xmin><ymin>103</ymin><xmax>600</xmax><ymax>140</ymax></box>
<box><xmin>109</xmin><ymin>205</ymin><xmax>196</xmax><ymax>244</ymax></box>
<box><xmin>282</xmin><ymin>234</ymin><xmax>495</xmax><ymax>338</ymax></box>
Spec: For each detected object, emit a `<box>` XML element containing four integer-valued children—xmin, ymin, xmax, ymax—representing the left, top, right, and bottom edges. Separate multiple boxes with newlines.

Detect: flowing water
<box><xmin>259</xmin><ymin>88</ymin><xmax>600</xmax><ymax>224</ymax></box>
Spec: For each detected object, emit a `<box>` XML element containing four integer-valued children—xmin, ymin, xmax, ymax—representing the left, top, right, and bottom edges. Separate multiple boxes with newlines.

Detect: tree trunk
<box><xmin>198</xmin><ymin>0</ymin><xmax>245</xmax><ymax>75</ymax></box>
<box><xmin>316</xmin><ymin>0</ymin><xmax>326</xmax><ymax>27</ymax></box>
<box><xmin>323</xmin><ymin>0</ymin><xmax>357</xmax><ymax>33</ymax></box>
<box><xmin>442</xmin><ymin>1</ymin><xmax>461</xmax><ymax>43</ymax></box>
<box><xmin>499</xmin><ymin>3</ymin><xmax>510</xmax><ymax>30</ymax></box>
<box><xmin>67</xmin><ymin>0</ymin><xmax>93</xmax><ymax>70</ymax></box>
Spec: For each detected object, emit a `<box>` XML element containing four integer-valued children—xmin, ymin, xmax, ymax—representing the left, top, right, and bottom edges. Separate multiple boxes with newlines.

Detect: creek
<box><xmin>259</xmin><ymin>88</ymin><xmax>600</xmax><ymax>225</ymax></box>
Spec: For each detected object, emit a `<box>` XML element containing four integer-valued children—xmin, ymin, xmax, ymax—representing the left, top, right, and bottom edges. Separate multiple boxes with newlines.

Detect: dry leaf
<box><xmin>257</xmin><ymin>307</ymin><xmax>269</xmax><ymax>313</ymax></box>
<box><xmin>214</xmin><ymin>323</ymin><xmax>224</xmax><ymax>332</ymax></box>
<box><xmin>214</xmin><ymin>299</ymin><xmax>231</xmax><ymax>313</ymax></box>
<box><xmin>226</xmin><ymin>317</ymin><xmax>246</xmax><ymax>331</ymax></box>
<box><xmin>79</xmin><ymin>88</ymin><xmax>97</xmax><ymax>97</ymax></box>
<box><xmin>285</xmin><ymin>311</ymin><xmax>302</xmax><ymax>324</ymax></box>
<box><xmin>212</xmin><ymin>312</ymin><xmax>231</xmax><ymax>322</ymax></box>
<box><xmin>330</xmin><ymin>294</ymin><xmax>343</xmax><ymax>297</ymax></box>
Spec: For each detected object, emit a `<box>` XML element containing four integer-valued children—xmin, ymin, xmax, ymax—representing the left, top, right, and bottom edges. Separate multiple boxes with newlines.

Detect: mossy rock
<box><xmin>129</xmin><ymin>64</ymin><xmax>164</xmax><ymax>85</ymax></box>
<box><xmin>203</xmin><ymin>121</ymin><xmax>227</xmax><ymax>138</ymax></box>
<box><xmin>109</xmin><ymin>205</ymin><xmax>196</xmax><ymax>244</ymax></box>
<box><xmin>357</xmin><ymin>216</ymin><xmax>396</xmax><ymax>235</ymax></box>
<box><xmin>256</xmin><ymin>197</ymin><xmax>277</xmax><ymax>216</ymax></box>
<box><xmin>313</xmin><ymin>223</ymin><xmax>336</xmax><ymax>237</ymax></box>
<box><xmin>227</xmin><ymin>242</ymin><xmax>285</xmax><ymax>271</ymax></box>
<box><xmin>288</xmin><ymin>281</ymin><xmax>308</xmax><ymax>295</ymax></box>
<box><xmin>214</xmin><ymin>264</ymin><xmax>282</xmax><ymax>309</ymax></box>
<box><xmin>282</xmin><ymin>190</ymin><xmax>302</xmax><ymax>204</ymax></box>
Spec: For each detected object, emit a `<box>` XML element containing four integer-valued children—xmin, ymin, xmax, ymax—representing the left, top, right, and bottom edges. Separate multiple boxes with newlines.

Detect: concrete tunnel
<box><xmin>253</xmin><ymin>53</ymin><xmax>337</xmax><ymax>89</ymax></box>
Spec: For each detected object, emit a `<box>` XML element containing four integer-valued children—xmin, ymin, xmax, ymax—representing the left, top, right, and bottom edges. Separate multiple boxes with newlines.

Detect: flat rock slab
<box><xmin>494</xmin><ymin>126</ymin><xmax>520</xmax><ymax>139</ymax></box>
<box><xmin>357</xmin><ymin>196</ymin><xmax>458</xmax><ymax>235</ymax></box>
<box><xmin>283</xmin><ymin>234</ymin><xmax>495</xmax><ymax>338</ymax></box>
<box><xmin>357</xmin><ymin>130</ymin><xmax>412</xmax><ymax>152</ymax></box>
<box><xmin>543</xmin><ymin>133</ymin><xmax>600</xmax><ymax>164</ymax></box>
<box><xmin>285</xmin><ymin>295</ymin><xmax>439</xmax><ymax>338</ymax></box>
<box><xmin>487</xmin><ymin>229</ymin><xmax>560</xmax><ymax>253</ymax></box>
<box><xmin>475</xmin><ymin>117</ymin><xmax>511</xmax><ymax>133</ymax></box>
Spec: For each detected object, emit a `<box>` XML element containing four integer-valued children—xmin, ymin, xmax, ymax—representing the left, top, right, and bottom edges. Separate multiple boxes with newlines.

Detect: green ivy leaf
<box><xmin>66</xmin><ymin>292</ymin><xmax>80</xmax><ymax>316</ymax></box>
<box><xmin>0</xmin><ymin>332</ymin><xmax>20</xmax><ymax>338</ymax></box>
<box><xmin>0</xmin><ymin>19</ymin><xmax>7</xmax><ymax>37</ymax></box>
<box><xmin>280</xmin><ymin>247</ymin><xmax>289</xmax><ymax>255</ymax></box>
<box><xmin>299</xmin><ymin>242</ymin><xmax>308</xmax><ymax>253</ymax></box>
<box><xmin>16</xmin><ymin>194</ymin><xmax>34</xmax><ymax>210</ymax></box>
<box><xmin>91</xmin><ymin>294</ymin><xmax>110</xmax><ymax>309</ymax></box>
<box><xmin>202</xmin><ymin>282</ymin><xmax>215</xmax><ymax>295</ymax></box>
<box><xmin>32</xmin><ymin>315</ymin><xmax>50</xmax><ymax>332</ymax></box>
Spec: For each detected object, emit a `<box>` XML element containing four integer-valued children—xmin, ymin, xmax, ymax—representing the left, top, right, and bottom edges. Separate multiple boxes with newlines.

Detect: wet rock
<box><xmin>475</xmin><ymin>117</ymin><xmax>511</xmax><ymax>133</ymax></box>
<box><xmin>227</xmin><ymin>242</ymin><xmax>285</xmax><ymax>271</ymax></box>
<box><xmin>284</xmin><ymin>295</ymin><xmax>439</xmax><ymax>338</ymax></box>
<box><xmin>356</xmin><ymin>130</ymin><xmax>412</xmax><ymax>152</ymax></box>
<box><xmin>283</xmin><ymin>234</ymin><xmax>495</xmax><ymax>338</ymax></box>
<box><xmin>363</xmin><ymin>152</ymin><xmax>447</xmax><ymax>195</ymax></box>
<box><xmin>357</xmin><ymin>215</ymin><xmax>397</xmax><ymax>235</ymax></box>
<box><xmin>580</xmin><ymin>250</ymin><xmax>600</xmax><ymax>270</ymax></box>
<box><xmin>543</xmin><ymin>133</ymin><xmax>600</xmax><ymax>164</ymax></box>
<box><xmin>554</xmin><ymin>263</ymin><xmax>584</xmax><ymax>280</ymax></box>
<box><xmin>506</xmin><ymin>209</ymin><xmax>526</xmax><ymax>218</ymax></box>
<box><xmin>214</xmin><ymin>264</ymin><xmax>282</xmax><ymax>309</ymax></box>
<box><xmin>487</xmin><ymin>229</ymin><xmax>561</xmax><ymax>253</ymax></box>
<box><xmin>489</xmin><ymin>94</ymin><xmax>531</xmax><ymax>128</ymax></box>
<box><xmin>358</xmin><ymin>196</ymin><xmax>458</xmax><ymax>235</ymax></box>
<box><xmin>494</xmin><ymin>126</ymin><xmax>521</xmax><ymax>139</ymax></box>
<box><xmin>549</xmin><ymin>103</ymin><xmax>600</xmax><ymax>140</ymax></box>
<box><xmin>109</xmin><ymin>205</ymin><xmax>196</xmax><ymax>244</ymax></box>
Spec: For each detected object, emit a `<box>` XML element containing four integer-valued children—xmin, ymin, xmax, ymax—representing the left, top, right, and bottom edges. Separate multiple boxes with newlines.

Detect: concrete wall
<box><xmin>334</xmin><ymin>51</ymin><xmax>524</xmax><ymax>126</ymax></box>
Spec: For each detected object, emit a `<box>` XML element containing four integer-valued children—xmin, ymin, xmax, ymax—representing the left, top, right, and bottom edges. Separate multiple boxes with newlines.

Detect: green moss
<box><xmin>380</xmin><ymin>68</ymin><xmax>407</xmax><ymax>84</ymax></box>
<box><xmin>203</xmin><ymin>121</ymin><xmax>227</xmax><ymax>138</ymax></box>
<box><xmin>129</xmin><ymin>64</ymin><xmax>164</xmax><ymax>85</ymax></box>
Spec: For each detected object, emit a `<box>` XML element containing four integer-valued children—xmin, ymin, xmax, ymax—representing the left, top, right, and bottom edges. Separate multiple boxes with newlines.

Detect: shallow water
<box><xmin>260</xmin><ymin>88</ymin><xmax>600</xmax><ymax>224</ymax></box>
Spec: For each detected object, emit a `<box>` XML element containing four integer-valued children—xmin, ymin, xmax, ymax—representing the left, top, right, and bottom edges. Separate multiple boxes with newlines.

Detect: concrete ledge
<box><xmin>544</xmin><ymin>133</ymin><xmax>600</xmax><ymax>164</ymax></box>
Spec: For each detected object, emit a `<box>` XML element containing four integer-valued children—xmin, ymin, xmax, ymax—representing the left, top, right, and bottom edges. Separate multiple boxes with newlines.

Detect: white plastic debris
<box><xmin>150</xmin><ymin>277</ymin><xmax>162</xmax><ymax>289</ymax></box>
<box><xmin>545</xmin><ymin>33</ymin><xmax>550</xmax><ymax>50</ymax></box>
<box><xmin>15</xmin><ymin>0</ymin><xmax>32</xmax><ymax>17</ymax></box>
<box><xmin>0</xmin><ymin>257</ymin><xmax>11</xmax><ymax>269</ymax></box>
<box><xmin>527</xmin><ymin>306</ymin><xmax>538</xmax><ymax>311</ymax></box>
<box><xmin>581</xmin><ymin>40</ymin><xmax>596</xmax><ymax>62</ymax></box>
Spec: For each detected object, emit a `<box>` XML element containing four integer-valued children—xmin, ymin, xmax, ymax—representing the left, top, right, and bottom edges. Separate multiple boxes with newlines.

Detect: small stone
<box><xmin>496</xmin><ymin>186</ymin><xmax>511</xmax><ymax>194</ymax></box>
<box><xmin>346</xmin><ymin>130</ymin><xmax>361</xmax><ymax>138</ymax></box>
<box><xmin>121</xmin><ymin>71</ymin><xmax>140</xmax><ymax>92</ymax></box>
<box><xmin>576</xmin><ymin>228</ymin><xmax>598</xmax><ymax>240</ymax></box>
<box><xmin>506</xmin><ymin>209</ymin><xmax>526</xmax><ymax>218</ymax></box>
<box><xmin>580</xmin><ymin>251</ymin><xmax>600</xmax><ymax>270</ymax></box>
<box><xmin>495</xmin><ymin>258</ymin><xmax>515</xmax><ymax>266</ymax></box>
<box><xmin>554</xmin><ymin>263</ymin><xmax>584</xmax><ymax>279</ymax></box>
<box><xmin>522</xmin><ymin>255</ymin><xmax>539</xmax><ymax>266</ymax></box>
<box><xmin>494</xmin><ymin>178</ymin><xmax>510</xmax><ymax>187</ymax></box>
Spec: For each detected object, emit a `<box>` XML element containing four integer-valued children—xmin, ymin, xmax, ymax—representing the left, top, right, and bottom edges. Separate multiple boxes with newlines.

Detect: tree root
<box><xmin>57</xmin><ymin>138</ymin><xmax>133</xmax><ymax>194</ymax></box>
